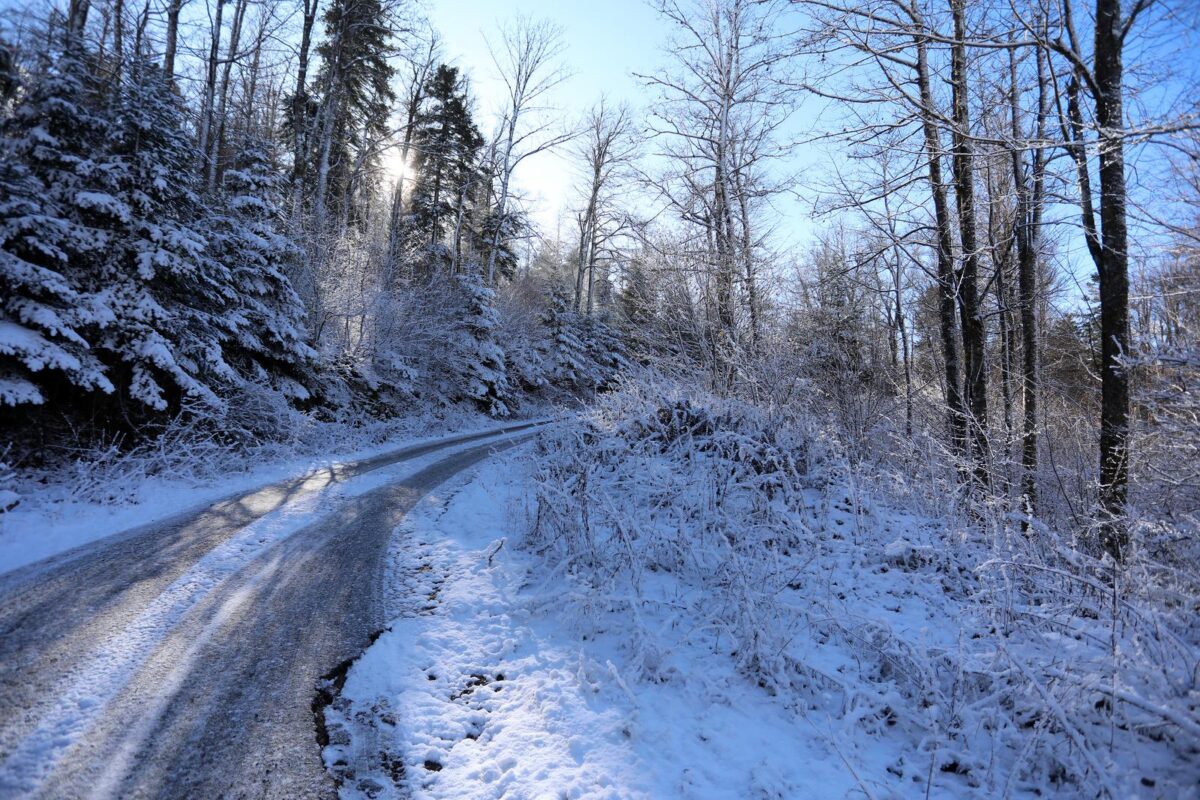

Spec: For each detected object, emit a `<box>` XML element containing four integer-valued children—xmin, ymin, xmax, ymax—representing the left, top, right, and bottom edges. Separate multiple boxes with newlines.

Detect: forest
<box><xmin>0</xmin><ymin>0</ymin><xmax>1197</xmax><ymax>797</ymax></box>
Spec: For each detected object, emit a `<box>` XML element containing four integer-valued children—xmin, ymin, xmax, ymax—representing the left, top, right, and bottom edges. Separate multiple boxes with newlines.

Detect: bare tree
<box><xmin>948</xmin><ymin>0</ymin><xmax>990</xmax><ymax>489</ymax></box>
<box><xmin>195</xmin><ymin>0</ymin><xmax>228</xmax><ymax>178</ymax></box>
<box><xmin>797</xmin><ymin>0</ymin><xmax>970</xmax><ymax>461</ymax></box>
<box><xmin>640</xmin><ymin>0</ymin><xmax>798</xmax><ymax>389</ymax></box>
<box><xmin>205</xmin><ymin>0</ymin><xmax>250</xmax><ymax>190</ymax></box>
<box><xmin>483</xmin><ymin>15</ymin><xmax>572</xmax><ymax>285</ymax></box>
<box><xmin>1025</xmin><ymin>0</ymin><xmax>1154</xmax><ymax>555</ymax></box>
<box><xmin>1009</xmin><ymin>30</ymin><xmax>1049</xmax><ymax>516</ymax></box>
<box><xmin>570</xmin><ymin>98</ymin><xmax>638</xmax><ymax>314</ymax></box>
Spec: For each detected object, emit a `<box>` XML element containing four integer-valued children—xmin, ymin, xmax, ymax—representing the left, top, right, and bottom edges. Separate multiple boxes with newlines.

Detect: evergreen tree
<box><xmin>446</xmin><ymin>273</ymin><xmax>512</xmax><ymax>416</ymax></box>
<box><xmin>406</xmin><ymin>64</ymin><xmax>483</xmax><ymax>271</ymax></box>
<box><xmin>541</xmin><ymin>286</ymin><xmax>590</xmax><ymax>389</ymax></box>
<box><xmin>211</xmin><ymin>137</ymin><xmax>316</xmax><ymax>398</ymax></box>
<box><xmin>88</xmin><ymin>58</ymin><xmax>236</xmax><ymax>410</ymax></box>
<box><xmin>580</xmin><ymin>312</ymin><xmax>628</xmax><ymax>389</ymax></box>
<box><xmin>475</xmin><ymin>205</ymin><xmax>523</xmax><ymax>282</ymax></box>
<box><xmin>0</xmin><ymin>52</ymin><xmax>114</xmax><ymax>407</ymax></box>
<box><xmin>310</xmin><ymin>0</ymin><xmax>397</xmax><ymax>226</ymax></box>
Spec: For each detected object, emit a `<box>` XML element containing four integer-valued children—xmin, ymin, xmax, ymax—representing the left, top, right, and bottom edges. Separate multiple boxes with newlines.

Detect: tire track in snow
<box><xmin>0</xmin><ymin>425</ymin><xmax>544</xmax><ymax>798</ymax></box>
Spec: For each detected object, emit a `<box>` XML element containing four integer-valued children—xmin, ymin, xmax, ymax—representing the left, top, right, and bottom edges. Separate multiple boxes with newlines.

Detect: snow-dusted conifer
<box><xmin>541</xmin><ymin>287</ymin><xmax>590</xmax><ymax>389</ymax></box>
<box><xmin>211</xmin><ymin>137</ymin><xmax>316</xmax><ymax>400</ymax></box>
<box><xmin>0</xmin><ymin>52</ymin><xmax>114</xmax><ymax>406</ymax></box>
<box><xmin>449</xmin><ymin>273</ymin><xmax>512</xmax><ymax>415</ymax></box>
<box><xmin>580</xmin><ymin>312</ymin><xmax>628</xmax><ymax>389</ymax></box>
<box><xmin>87</xmin><ymin>57</ymin><xmax>234</xmax><ymax>410</ymax></box>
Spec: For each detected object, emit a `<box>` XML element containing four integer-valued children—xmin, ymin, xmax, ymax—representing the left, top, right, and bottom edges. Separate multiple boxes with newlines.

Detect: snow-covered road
<box><xmin>0</xmin><ymin>422</ymin><xmax>542</xmax><ymax>800</ymax></box>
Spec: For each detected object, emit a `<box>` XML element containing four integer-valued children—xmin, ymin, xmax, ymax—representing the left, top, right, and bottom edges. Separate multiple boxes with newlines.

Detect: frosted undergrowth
<box><xmin>524</xmin><ymin>381</ymin><xmax>1200</xmax><ymax>798</ymax></box>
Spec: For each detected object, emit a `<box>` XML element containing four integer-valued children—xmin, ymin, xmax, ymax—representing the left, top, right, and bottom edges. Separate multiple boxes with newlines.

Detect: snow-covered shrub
<box><xmin>0</xmin><ymin>450</ymin><xmax>18</xmax><ymax>512</ymax></box>
<box><xmin>533</xmin><ymin>288</ymin><xmax>628</xmax><ymax>396</ymax></box>
<box><xmin>525</xmin><ymin>379</ymin><xmax>827</xmax><ymax>678</ymax></box>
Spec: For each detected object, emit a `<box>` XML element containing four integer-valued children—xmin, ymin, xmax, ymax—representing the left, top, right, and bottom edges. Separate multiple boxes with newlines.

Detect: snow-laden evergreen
<box><xmin>0</xmin><ymin>53</ymin><xmax>114</xmax><ymax>407</ymax></box>
<box><xmin>538</xmin><ymin>287</ymin><xmax>629</xmax><ymax>394</ymax></box>
<box><xmin>2</xmin><ymin>47</ymin><xmax>340</xmax><ymax>427</ymax></box>
<box><xmin>208</xmin><ymin>137</ymin><xmax>316</xmax><ymax>399</ymax></box>
<box><xmin>92</xmin><ymin>58</ymin><xmax>235</xmax><ymax>410</ymax></box>
<box><xmin>445</xmin><ymin>273</ymin><xmax>514</xmax><ymax>416</ymax></box>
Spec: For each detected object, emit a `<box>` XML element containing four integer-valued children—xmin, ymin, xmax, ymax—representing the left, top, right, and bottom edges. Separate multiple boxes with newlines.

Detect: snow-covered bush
<box><xmin>526</xmin><ymin>379</ymin><xmax>827</xmax><ymax>677</ymax></box>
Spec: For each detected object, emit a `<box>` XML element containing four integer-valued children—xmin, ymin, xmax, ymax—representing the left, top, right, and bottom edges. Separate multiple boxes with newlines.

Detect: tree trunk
<box><xmin>485</xmin><ymin>117</ymin><xmax>517</xmax><ymax>286</ymax></box>
<box><xmin>207</xmin><ymin>0</ymin><xmax>248</xmax><ymax>191</ymax></box>
<box><xmin>386</xmin><ymin>61</ymin><xmax>431</xmax><ymax>271</ymax></box>
<box><xmin>949</xmin><ymin>0</ymin><xmax>990</xmax><ymax>490</ymax></box>
<box><xmin>914</xmin><ymin>22</ymin><xmax>967</xmax><ymax>467</ymax></box>
<box><xmin>111</xmin><ymin>0</ymin><xmax>124</xmax><ymax>80</ymax></box>
<box><xmin>586</xmin><ymin>223</ymin><xmax>599</xmax><ymax>314</ymax></box>
<box><xmin>235</xmin><ymin>15</ymin><xmax>267</xmax><ymax>146</ymax></box>
<box><xmin>196</xmin><ymin>0</ymin><xmax>225</xmax><ymax>178</ymax></box>
<box><xmin>735</xmin><ymin>175</ymin><xmax>760</xmax><ymax>351</ymax></box>
<box><xmin>1012</xmin><ymin>38</ymin><xmax>1046</xmax><ymax>518</ymax></box>
<box><xmin>66</xmin><ymin>0</ymin><xmax>91</xmax><ymax>48</ymax></box>
<box><xmin>163</xmin><ymin>0</ymin><xmax>183</xmax><ymax>80</ymax></box>
<box><xmin>575</xmin><ymin>159</ymin><xmax>602</xmax><ymax>312</ymax></box>
<box><xmin>291</xmin><ymin>0</ymin><xmax>318</xmax><ymax>219</ymax></box>
<box><xmin>1094</xmin><ymin>0</ymin><xmax>1131</xmax><ymax>557</ymax></box>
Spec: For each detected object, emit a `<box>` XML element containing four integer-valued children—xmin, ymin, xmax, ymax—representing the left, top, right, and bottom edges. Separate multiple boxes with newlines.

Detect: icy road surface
<box><xmin>0</xmin><ymin>422</ymin><xmax>542</xmax><ymax>800</ymax></box>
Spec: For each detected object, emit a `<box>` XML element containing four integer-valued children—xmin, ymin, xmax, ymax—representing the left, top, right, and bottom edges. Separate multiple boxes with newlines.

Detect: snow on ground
<box><xmin>327</xmin><ymin>449</ymin><xmax>899</xmax><ymax>800</ymax></box>
<box><xmin>0</xmin><ymin>412</ymin><xmax>547</xmax><ymax>575</ymax></box>
<box><xmin>326</xmin><ymin>404</ymin><xmax>1200</xmax><ymax>800</ymax></box>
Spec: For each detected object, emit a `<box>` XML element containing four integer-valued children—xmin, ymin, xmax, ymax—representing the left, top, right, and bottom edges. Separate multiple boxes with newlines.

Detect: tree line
<box><xmin>2</xmin><ymin>0</ymin><xmax>1196</xmax><ymax>553</ymax></box>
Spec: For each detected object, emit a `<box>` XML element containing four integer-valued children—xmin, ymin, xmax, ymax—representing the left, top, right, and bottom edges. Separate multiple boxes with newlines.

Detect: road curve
<box><xmin>0</xmin><ymin>426</ymin><xmax>540</xmax><ymax>799</ymax></box>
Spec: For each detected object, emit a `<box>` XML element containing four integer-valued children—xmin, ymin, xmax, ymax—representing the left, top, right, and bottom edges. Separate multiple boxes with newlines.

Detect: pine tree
<box><xmin>447</xmin><ymin>273</ymin><xmax>512</xmax><ymax>416</ymax></box>
<box><xmin>86</xmin><ymin>58</ymin><xmax>235</xmax><ymax>411</ymax></box>
<box><xmin>0</xmin><ymin>52</ymin><xmax>114</xmax><ymax>407</ymax></box>
<box><xmin>310</xmin><ymin>0</ymin><xmax>397</xmax><ymax>227</ymax></box>
<box><xmin>210</xmin><ymin>137</ymin><xmax>316</xmax><ymax>399</ymax></box>
<box><xmin>405</xmin><ymin>64</ymin><xmax>483</xmax><ymax>272</ymax></box>
<box><xmin>541</xmin><ymin>286</ymin><xmax>590</xmax><ymax>389</ymax></box>
<box><xmin>580</xmin><ymin>312</ymin><xmax>628</xmax><ymax>390</ymax></box>
<box><xmin>475</xmin><ymin>206</ymin><xmax>523</xmax><ymax>282</ymax></box>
